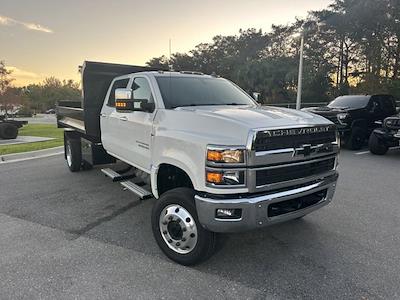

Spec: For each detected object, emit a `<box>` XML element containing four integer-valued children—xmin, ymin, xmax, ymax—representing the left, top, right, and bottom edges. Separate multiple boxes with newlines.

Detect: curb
<box><xmin>0</xmin><ymin>146</ymin><xmax>64</xmax><ymax>164</ymax></box>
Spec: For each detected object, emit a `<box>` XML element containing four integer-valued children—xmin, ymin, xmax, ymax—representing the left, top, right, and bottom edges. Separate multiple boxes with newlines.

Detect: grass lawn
<box><xmin>0</xmin><ymin>124</ymin><xmax>64</xmax><ymax>155</ymax></box>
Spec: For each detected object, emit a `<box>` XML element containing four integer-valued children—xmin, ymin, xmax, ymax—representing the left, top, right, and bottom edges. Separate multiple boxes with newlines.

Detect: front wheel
<box><xmin>151</xmin><ymin>187</ymin><xmax>216</xmax><ymax>265</ymax></box>
<box><xmin>368</xmin><ymin>132</ymin><xmax>388</xmax><ymax>155</ymax></box>
<box><xmin>346</xmin><ymin>127</ymin><xmax>366</xmax><ymax>150</ymax></box>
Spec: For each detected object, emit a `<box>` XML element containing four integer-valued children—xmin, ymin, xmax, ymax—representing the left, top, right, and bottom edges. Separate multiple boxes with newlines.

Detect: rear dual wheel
<box><xmin>151</xmin><ymin>187</ymin><xmax>216</xmax><ymax>265</ymax></box>
<box><xmin>65</xmin><ymin>136</ymin><xmax>82</xmax><ymax>172</ymax></box>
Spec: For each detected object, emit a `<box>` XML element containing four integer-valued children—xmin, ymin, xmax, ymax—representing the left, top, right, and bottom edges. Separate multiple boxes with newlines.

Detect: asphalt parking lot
<box><xmin>0</xmin><ymin>148</ymin><xmax>399</xmax><ymax>299</ymax></box>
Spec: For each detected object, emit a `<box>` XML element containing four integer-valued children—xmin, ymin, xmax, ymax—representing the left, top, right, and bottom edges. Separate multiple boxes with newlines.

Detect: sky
<box><xmin>0</xmin><ymin>0</ymin><xmax>331</xmax><ymax>86</ymax></box>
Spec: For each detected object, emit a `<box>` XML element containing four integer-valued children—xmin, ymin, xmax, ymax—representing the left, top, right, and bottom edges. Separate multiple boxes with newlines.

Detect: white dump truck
<box><xmin>57</xmin><ymin>61</ymin><xmax>339</xmax><ymax>265</ymax></box>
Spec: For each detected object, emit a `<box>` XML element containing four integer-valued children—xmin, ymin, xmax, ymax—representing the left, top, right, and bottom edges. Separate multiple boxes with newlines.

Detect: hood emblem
<box><xmin>292</xmin><ymin>144</ymin><xmax>330</xmax><ymax>157</ymax></box>
<box><xmin>294</xmin><ymin>144</ymin><xmax>312</xmax><ymax>157</ymax></box>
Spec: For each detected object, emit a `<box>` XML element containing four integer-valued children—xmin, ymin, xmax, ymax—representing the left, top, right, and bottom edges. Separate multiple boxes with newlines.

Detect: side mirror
<box><xmin>115</xmin><ymin>88</ymin><xmax>135</xmax><ymax>112</ymax></box>
<box><xmin>115</xmin><ymin>88</ymin><xmax>155</xmax><ymax>113</ymax></box>
<box><xmin>115</xmin><ymin>88</ymin><xmax>132</xmax><ymax>101</ymax></box>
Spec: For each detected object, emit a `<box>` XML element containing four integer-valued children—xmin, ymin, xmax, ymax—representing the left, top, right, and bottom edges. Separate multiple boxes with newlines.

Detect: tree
<box><xmin>0</xmin><ymin>61</ymin><xmax>20</xmax><ymax>115</ymax></box>
<box><xmin>25</xmin><ymin>77</ymin><xmax>81</xmax><ymax>112</ymax></box>
<box><xmin>146</xmin><ymin>1</ymin><xmax>400</xmax><ymax>103</ymax></box>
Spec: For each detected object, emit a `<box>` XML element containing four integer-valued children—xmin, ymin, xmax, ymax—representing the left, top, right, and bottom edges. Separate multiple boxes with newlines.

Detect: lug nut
<box><xmin>176</xmin><ymin>242</ymin><xmax>181</xmax><ymax>246</ymax></box>
<box><xmin>181</xmin><ymin>238</ymin><xmax>186</xmax><ymax>242</ymax></box>
<box><xmin>186</xmin><ymin>217</ymin><xmax>191</xmax><ymax>223</ymax></box>
<box><xmin>182</xmin><ymin>228</ymin><xmax>187</xmax><ymax>232</ymax></box>
<box><xmin>190</xmin><ymin>233</ymin><xmax>195</xmax><ymax>238</ymax></box>
<box><xmin>175</xmin><ymin>208</ymin><xmax>179</xmax><ymax>213</ymax></box>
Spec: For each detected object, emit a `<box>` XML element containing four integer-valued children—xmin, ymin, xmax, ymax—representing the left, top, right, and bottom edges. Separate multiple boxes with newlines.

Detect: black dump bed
<box><xmin>57</xmin><ymin>61</ymin><xmax>156</xmax><ymax>141</ymax></box>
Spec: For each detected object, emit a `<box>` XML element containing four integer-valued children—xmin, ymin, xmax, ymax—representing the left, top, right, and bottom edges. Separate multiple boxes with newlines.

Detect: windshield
<box><xmin>328</xmin><ymin>95</ymin><xmax>370</xmax><ymax>109</ymax></box>
<box><xmin>156</xmin><ymin>76</ymin><xmax>256</xmax><ymax>109</ymax></box>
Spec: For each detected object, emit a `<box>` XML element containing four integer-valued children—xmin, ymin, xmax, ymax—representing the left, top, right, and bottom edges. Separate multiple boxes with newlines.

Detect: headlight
<box><xmin>384</xmin><ymin>117</ymin><xmax>400</xmax><ymax>130</ymax></box>
<box><xmin>207</xmin><ymin>147</ymin><xmax>245</xmax><ymax>164</ymax></box>
<box><xmin>206</xmin><ymin>169</ymin><xmax>245</xmax><ymax>185</ymax></box>
<box><xmin>337</xmin><ymin>113</ymin><xmax>349</xmax><ymax>125</ymax></box>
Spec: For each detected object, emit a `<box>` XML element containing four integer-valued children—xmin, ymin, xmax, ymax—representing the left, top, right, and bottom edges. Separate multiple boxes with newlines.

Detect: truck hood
<box><xmin>177</xmin><ymin>105</ymin><xmax>331</xmax><ymax>129</ymax></box>
<box><xmin>155</xmin><ymin>105</ymin><xmax>334</xmax><ymax>147</ymax></box>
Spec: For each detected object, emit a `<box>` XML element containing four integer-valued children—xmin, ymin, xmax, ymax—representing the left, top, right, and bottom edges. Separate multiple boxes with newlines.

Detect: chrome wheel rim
<box><xmin>66</xmin><ymin>143</ymin><xmax>72</xmax><ymax>167</ymax></box>
<box><xmin>159</xmin><ymin>204</ymin><xmax>198</xmax><ymax>254</ymax></box>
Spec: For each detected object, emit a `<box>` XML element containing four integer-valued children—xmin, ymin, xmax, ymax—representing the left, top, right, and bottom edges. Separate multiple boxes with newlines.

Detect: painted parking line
<box><xmin>355</xmin><ymin>150</ymin><xmax>370</xmax><ymax>155</ymax></box>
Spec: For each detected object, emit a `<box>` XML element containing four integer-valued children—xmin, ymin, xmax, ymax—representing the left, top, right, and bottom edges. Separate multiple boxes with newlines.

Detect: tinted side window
<box><xmin>381</xmin><ymin>96</ymin><xmax>396</xmax><ymax>115</ymax></box>
<box><xmin>133</xmin><ymin>77</ymin><xmax>153</xmax><ymax>103</ymax></box>
<box><xmin>107</xmin><ymin>78</ymin><xmax>129</xmax><ymax>107</ymax></box>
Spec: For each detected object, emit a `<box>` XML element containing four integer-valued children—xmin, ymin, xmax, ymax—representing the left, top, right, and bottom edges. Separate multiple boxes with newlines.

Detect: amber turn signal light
<box><xmin>115</xmin><ymin>101</ymin><xmax>127</xmax><ymax>108</ymax></box>
<box><xmin>207</xmin><ymin>150</ymin><xmax>223</xmax><ymax>162</ymax></box>
<box><xmin>206</xmin><ymin>171</ymin><xmax>223</xmax><ymax>184</ymax></box>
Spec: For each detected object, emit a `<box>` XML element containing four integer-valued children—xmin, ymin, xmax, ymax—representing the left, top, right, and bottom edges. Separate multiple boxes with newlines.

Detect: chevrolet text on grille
<box><xmin>262</xmin><ymin>126</ymin><xmax>332</xmax><ymax>137</ymax></box>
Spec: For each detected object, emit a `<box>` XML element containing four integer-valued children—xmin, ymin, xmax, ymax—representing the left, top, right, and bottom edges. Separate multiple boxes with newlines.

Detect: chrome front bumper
<box><xmin>195</xmin><ymin>172</ymin><xmax>338</xmax><ymax>233</ymax></box>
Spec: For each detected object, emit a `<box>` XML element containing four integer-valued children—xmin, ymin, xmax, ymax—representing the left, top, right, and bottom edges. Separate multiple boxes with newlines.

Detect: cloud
<box><xmin>6</xmin><ymin>66</ymin><xmax>41</xmax><ymax>79</ymax></box>
<box><xmin>0</xmin><ymin>15</ymin><xmax>53</xmax><ymax>33</ymax></box>
<box><xmin>5</xmin><ymin>66</ymin><xmax>47</xmax><ymax>86</ymax></box>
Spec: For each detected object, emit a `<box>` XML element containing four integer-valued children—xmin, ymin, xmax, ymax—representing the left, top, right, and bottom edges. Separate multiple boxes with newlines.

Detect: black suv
<box><xmin>304</xmin><ymin>95</ymin><xmax>397</xmax><ymax>150</ymax></box>
<box><xmin>369</xmin><ymin>114</ymin><xmax>400</xmax><ymax>155</ymax></box>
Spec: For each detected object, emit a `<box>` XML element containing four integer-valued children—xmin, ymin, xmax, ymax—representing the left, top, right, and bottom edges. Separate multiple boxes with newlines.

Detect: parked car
<box><xmin>57</xmin><ymin>61</ymin><xmax>339</xmax><ymax>265</ymax></box>
<box><xmin>0</xmin><ymin>115</ymin><xmax>27</xmax><ymax>139</ymax></box>
<box><xmin>369</xmin><ymin>114</ymin><xmax>400</xmax><ymax>155</ymax></box>
<box><xmin>303</xmin><ymin>95</ymin><xmax>397</xmax><ymax>150</ymax></box>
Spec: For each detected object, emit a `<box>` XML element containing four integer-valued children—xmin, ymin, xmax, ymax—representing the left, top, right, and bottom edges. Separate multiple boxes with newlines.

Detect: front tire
<box><xmin>151</xmin><ymin>187</ymin><xmax>216</xmax><ymax>265</ymax></box>
<box><xmin>346</xmin><ymin>127</ymin><xmax>366</xmax><ymax>150</ymax></box>
<box><xmin>65</xmin><ymin>137</ymin><xmax>82</xmax><ymax>172</ymax></box>
<box><xmin>368</xmin><ymin>132</ymin><xmax>388</xmax><ymax>155</ymax></box>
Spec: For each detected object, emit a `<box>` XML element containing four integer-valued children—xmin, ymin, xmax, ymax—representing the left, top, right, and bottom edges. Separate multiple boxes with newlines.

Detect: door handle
<box><xmin>119</xmin><ymin>116</ymin><xmax>128</xmax><ymax>121</ymax></box>
<box><xmin>100</xmin><ymin>113</ymin><xmax>106</xmax><ymax>118</ymax></box>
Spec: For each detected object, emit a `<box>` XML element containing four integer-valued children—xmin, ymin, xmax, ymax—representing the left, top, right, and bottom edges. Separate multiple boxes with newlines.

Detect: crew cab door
<box><xmin>116</xmin><ymin>76</ymin><xmax>155</xmax><ymax>172</ymax></box>
<box><xmin>100</xmin><ymin>77</ymin><xmax>130</xmax><ymax>154</ymax></box>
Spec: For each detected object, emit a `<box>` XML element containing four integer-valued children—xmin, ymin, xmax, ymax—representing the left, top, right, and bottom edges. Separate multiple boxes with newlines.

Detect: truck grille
<box><xmin>384</xmin><ymin>117</ymin><xmax>400</xmax><ymax>130</ymax></box>
<box><xmin>255</xmin><ymin>158</ymin><xmax>335</xmax><ymax>186</ymax></box>
<box><xmin>253</xmin><ymin>126</ymin><xmax>336</xmax><ymax>152</ymax></box>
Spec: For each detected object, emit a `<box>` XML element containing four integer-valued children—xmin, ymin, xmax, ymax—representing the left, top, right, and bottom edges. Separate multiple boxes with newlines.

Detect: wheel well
<box><xmin>157</xmin><ymin>164</ymin><xmax>194</xmax><ymax>196</ymax></box>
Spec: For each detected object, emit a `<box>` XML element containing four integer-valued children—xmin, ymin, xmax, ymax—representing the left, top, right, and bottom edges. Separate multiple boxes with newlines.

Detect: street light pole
<box><xmin>296</xmin><ymin>33</ymin><xmax>304</xmax><ymax>110</ymax></box>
